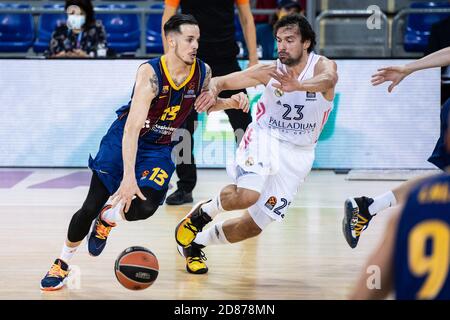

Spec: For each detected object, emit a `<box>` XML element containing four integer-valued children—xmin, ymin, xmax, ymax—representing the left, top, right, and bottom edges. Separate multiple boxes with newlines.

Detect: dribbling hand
<box><xmin>110</xmin><ymin>176</ymin><xmax>147</xmax><ymax>214</ymax></box>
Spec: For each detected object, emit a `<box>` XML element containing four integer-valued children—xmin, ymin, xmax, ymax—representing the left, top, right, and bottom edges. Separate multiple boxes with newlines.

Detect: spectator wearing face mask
<box><xmin>47</xmin><ymin>0</ymin><xmax>108</xmax><ymax>58</ymax></box>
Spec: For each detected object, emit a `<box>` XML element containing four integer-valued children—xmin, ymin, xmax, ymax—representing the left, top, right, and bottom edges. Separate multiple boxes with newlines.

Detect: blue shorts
<box><xmin>88</xmin><ymin>117</ymin><xmax>175</xmax><ymax>203</ymax></box>
<box><xmin>428</xmin><ymin>98</ymin><xmax>450</xmax><ymax>171</ymax></box>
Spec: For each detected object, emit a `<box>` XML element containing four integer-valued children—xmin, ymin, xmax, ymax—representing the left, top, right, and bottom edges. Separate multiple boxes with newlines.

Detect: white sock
<box><xmin>101</xmin><ymin>202</ymin><xmax>124</xmax><ymax>224</ymax></box>
<box><xmin>368</xmin><ymin>191</ymin><xmax>397</xmax><ymax>215</ymax></box>
<box><xmin>194</xmin><ymin>221</ymin><xmax>230</xmax><ymax>246</ymax></box>
<box><xmin>59</xmin><ymin>243</ymin><xmax>78</xmax><ymax>264</ymax></box>
<box><xmin>201</xmin><ymin>194</ymin><xmax>224</xmax><ymax>219</ymax></box>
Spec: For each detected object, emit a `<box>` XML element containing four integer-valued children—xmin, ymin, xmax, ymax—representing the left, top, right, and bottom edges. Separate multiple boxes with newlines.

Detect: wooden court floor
<box><xmin>0</xmin><ymin>168</ymin><xmax>402</xmax><ymax>300</ymax></box>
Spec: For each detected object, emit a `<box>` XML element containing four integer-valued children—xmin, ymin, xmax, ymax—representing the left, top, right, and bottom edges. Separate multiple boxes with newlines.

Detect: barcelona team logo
<box><xmin>264</xmin><ymin>196</ymin><xmax>277</xmax><ymax>210</ymax></box>
<box><xmin>162</xmin><ymin>85</ymin><xmax>169</xmax><ymax>94</ymax></box>
<box><xmin>140</xmin><ymin>170</ymin><xmax>150</xmax><ymax>180</ymax></box>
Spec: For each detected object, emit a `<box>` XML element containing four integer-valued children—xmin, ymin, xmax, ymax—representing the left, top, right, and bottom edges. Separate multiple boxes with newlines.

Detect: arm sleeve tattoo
<box><xmin>202</xmin><ymin>64</ymin><xmax>212</xmax><ymax>91</ymax></box>
<box><xmin>149</xmin><ymin>73</ymin><xmax>159</xmax><ymax>96</ymax></box>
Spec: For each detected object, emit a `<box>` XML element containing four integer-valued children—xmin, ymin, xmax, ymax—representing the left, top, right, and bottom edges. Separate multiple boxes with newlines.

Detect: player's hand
<box><xmin>110</xmin><ymin>176</ymin><xmax>147</xmax><ymax>213</ymax></box>
<box><xmin>229</xmin><ymin>92</ymin><xmax>250</xmax><ymax>113</ymax></box>
<box><xmin>194</xmin><ymin>90</ymin><xmax>217</xmax><ymax>113</ymax></box>
<box><xmin>371</xmin><ymin>66</ymin><xmax>411</xmax><ymax>93</ymax></box>
<box><xmin>269</xmin><ymin>67</ymin><xmax>300</xmax><ymax>92</ymax></box>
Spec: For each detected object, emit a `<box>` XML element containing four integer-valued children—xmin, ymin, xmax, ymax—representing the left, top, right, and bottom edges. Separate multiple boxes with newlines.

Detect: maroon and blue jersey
<box><xmin>116</xmin><ymin>56</ymin><xmax>207</xmax><ymax>145</ymax></box>
<box><xmin>394</xmin><ymin>173</ymin><xmax>450</xmax><ymax>300</ymax></box>
<box><xmin>89</xmin><ymin>56</ymin><xmax>207</xmax><ymax>195</ymax></box>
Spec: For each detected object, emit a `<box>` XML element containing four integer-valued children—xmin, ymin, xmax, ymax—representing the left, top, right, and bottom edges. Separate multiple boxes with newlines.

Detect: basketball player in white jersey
<box><xmin>174</xmin><ymin>14</ymin><xmax>338</xmax><ymax>274</ymax></box>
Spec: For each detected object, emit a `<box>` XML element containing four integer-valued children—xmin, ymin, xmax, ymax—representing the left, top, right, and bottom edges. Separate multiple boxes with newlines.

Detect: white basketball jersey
<box><xmin>255</xmin><ymin>52</ymin><xmax>334</xmax><ymax>147</ymax></box>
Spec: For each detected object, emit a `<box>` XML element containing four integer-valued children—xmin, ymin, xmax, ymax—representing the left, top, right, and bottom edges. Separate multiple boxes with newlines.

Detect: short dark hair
<box><xmin>65</xmin><ymin>0</ymin><xmax>95</xmax><ymax>28</ymax></box>
<box><xmin>274</xmin><ymin>14</ymin><xmax>316</xmax><ymax>53</ymax></box>
<box><xmin>164</xmin><ymin>14</ymin><xmax>198</xmax><ymax>36</ymax></box>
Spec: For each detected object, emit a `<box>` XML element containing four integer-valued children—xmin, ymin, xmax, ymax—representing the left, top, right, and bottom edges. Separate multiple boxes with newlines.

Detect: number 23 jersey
<box><xmin>255</xmin><ymin>52</ymin><xmax>334</xmax><ymax>147</ymax></box>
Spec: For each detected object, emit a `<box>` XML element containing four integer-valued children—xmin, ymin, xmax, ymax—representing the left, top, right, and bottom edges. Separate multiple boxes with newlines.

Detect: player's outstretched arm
<box><xmin>194</xmin><ymin>62</ymin><xmax>274</xmax><ymax>113</ymax></box>
<box><xmin>372</xmin><ymin>46</ymin><xmax>450</xmax><ymax>93</ymax></box>
<box><xmin>206</xmin><ymin>92</ymin><xmax>250</xmax><ymax>114</ymax></box>
<box><xmin>111</xmin><ymin>64</ymin><xmax>157</xmax><ymax>212</ymax></box>
<box><xmin>349</xmin><ymin>208</ymin><xmax>401</xmax><ymax>300</ymax></box>
<box><xmin>269</xmin><ymin>57</ymin><xmax>337</xmax><ymax>101</ymax></box>
<box><xmin>212</xmin><ymin>62</ymin><xmax>275</xmax><ymax>93</ymax></box>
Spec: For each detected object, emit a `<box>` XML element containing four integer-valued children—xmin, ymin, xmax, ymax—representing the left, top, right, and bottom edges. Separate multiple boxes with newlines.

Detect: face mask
<box><xmin>67</xmin><ymin>14</ymin><xmax>86</xmax><ymax>30</ymax></box>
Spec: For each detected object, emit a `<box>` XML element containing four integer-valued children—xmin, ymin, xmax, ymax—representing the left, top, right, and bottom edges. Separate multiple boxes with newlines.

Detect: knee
<box><xmin>79</xmin><ymin>201</ymin><xmax>101</xmax><ymax>220</ymax></box>
<box><xmin>125</xmin><ymin>200</ymin><xmax>159</xmax><ymax>222</ymax></box>
<box><xmin>234</xmin><ymin>188</ymin><xmax>260</xmax><ymax>209</ymax></box>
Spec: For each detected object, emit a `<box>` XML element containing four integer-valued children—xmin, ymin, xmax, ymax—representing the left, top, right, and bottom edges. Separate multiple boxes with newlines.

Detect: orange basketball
<box><xmin>114</xmin><ymin>246</ymin><xmax>159</xmax><ymax>290</ymax></box>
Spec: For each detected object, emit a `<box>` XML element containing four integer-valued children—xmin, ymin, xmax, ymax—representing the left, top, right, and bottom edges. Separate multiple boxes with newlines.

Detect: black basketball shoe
<box><xmin>166</xmin><ymin>189</ymin><xmax>193</xmax><ymax>205</ymax></box>
<box><xmin>343</xmin><ymin>196</ymin><xmax>375</xmax><ymax>249</ymax></box>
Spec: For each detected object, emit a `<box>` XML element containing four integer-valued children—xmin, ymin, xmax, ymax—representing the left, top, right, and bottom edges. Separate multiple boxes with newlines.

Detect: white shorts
<box><xmin>226</xmin><ymin>123</ymin><xmax>315</xmax><ymax>229</ymax></box>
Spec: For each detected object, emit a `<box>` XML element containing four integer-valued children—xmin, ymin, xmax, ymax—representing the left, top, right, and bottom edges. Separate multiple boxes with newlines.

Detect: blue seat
<box><xmin>34</xmin><ymin>4</ymin><xmax>66</xmax><ymax>53</ymax></box>
<box><xmin>96</xmin><ymin>4</ymin><xmax>140</xmax><ymax>53</ymax></box>
<box><xmin>146</xmin><ymin>3</ymin><xmax>164</xmax><ymax>54</ymax></box>
<box><xmin>404</xmin><ymin>1</ymin><xmax>450</xmax><ymax>52</ymax></box>
<box><xmin>0</xmin><ymin>4</ymin><xmax>34</xmax><ymax>52</ymax></box>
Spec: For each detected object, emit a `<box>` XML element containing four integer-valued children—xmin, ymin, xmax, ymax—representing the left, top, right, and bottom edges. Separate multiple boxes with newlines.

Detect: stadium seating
<box><xmin>96</xmin><ymin>4</ymin><xmax>140</xmax><ymax>53</ymax></box>
<box><xmin>146</xmin><ymin>3</ymin><xmax>164</xmax><ymax>54</ymax></box>
<box><xmin>318</xmin><ymin>0</ymin><xmax>389</xmax><ymax>12</ymax></box>
<box><xmin>403</xmin><ymin>1</ymin><xmax>450</xmax><ymax>52</ymax></box>
<box><xmin>0</xmin><ymin>3</ymin><xmax>34</xmax><ymax>53</ymax></box>
<box><xmin>319</xmin><ymin>17</ymin><xmax>388</xmax><ymax>57</ymax></box>
<box><xmin>34</xmin><ymin>4</ymin><xmax>66</xmax><ymax>54</ymax></box>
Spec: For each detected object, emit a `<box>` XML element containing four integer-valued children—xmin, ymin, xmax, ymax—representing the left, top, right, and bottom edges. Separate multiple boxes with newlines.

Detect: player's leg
<box><xmin>178</xmin><ymin>210</ymin><xmax>268</xmax><ymax>274</ymax></box>
<box><xmin>177</xmin><ymin>140</ymin><xmax>312</xmax><ymax>274</ymax></box>
<box><xmin>86</xmin><ymin>186</ymin><xmax>167</xmax><ymax>256</ymax></box>
<box><xmin>175</xmin><ymin>170</ymin><xmax>264</xmax><ymax>248</ymax></box>
<box><xmin>198</xmin><ymin>210</ymin><xmax>266</xmax><ymax>244</ymax></box>
<box><xmin>175</xmin><ymin>122</ymin><xmax>283</xmax><ymax>248</ymax></box>
<box><xmin>179</xmin><ymin>158</ymin><xmax>303</xmax><ymax>274</ymax></box>
<box><xmin>343</xmin><ymin>99</ymin><xmax>450</xmax><ymax>248</ymax></box>
<box><xmin>88</xmin><ymin>148</ymin><xmax>176</xmax><ymax>256</ymax></box>
<box><xmin>40</xmin><ymin>172</ymin><xmax>110</xmax><ymax>291</ymax></box>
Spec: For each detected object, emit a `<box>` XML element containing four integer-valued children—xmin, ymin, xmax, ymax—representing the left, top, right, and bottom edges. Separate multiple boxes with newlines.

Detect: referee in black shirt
<box><xmin>162</xmin><ymin>0</ymin><xmax>258</xmax><ymax>205</ymax></box>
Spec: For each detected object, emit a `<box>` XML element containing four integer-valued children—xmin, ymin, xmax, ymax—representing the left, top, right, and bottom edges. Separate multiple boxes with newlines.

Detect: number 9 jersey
<box><xmin>394</xmin><ymin>173</ymin><xmax>450</xmax><ymax>300</ymax></box>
